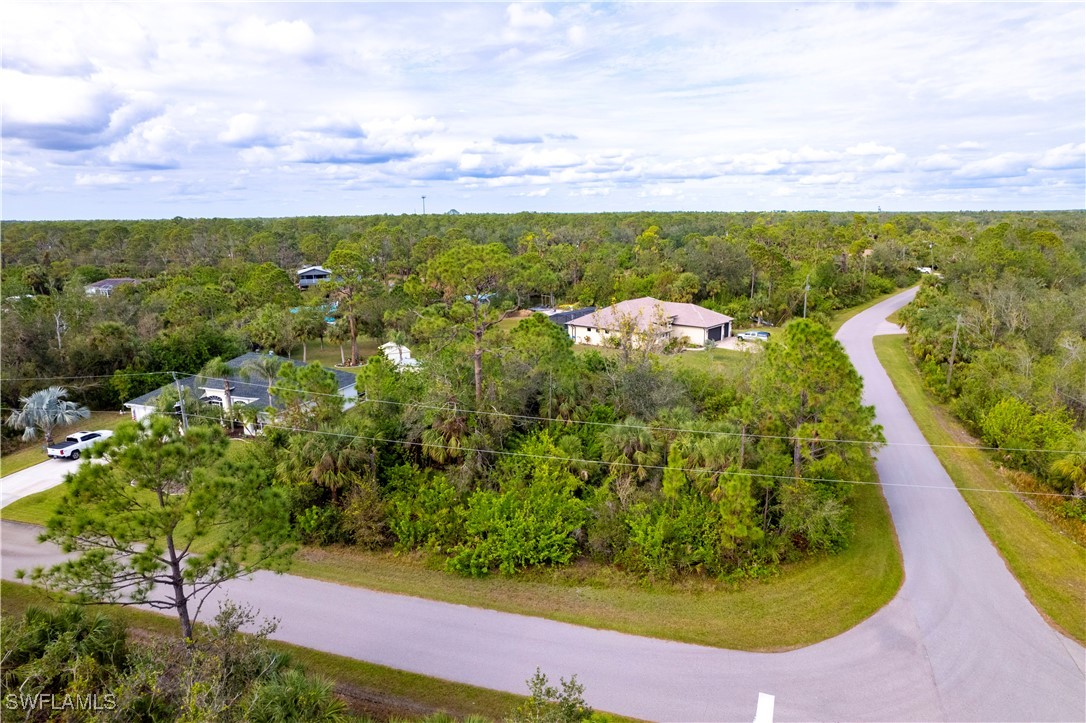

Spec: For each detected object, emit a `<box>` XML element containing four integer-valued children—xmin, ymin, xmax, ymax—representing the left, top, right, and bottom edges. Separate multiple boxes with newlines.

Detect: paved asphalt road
<box><xmin>2</xmin><ymin>288</ymin><xmax>1084</xmax><ymax>721</ymax></box>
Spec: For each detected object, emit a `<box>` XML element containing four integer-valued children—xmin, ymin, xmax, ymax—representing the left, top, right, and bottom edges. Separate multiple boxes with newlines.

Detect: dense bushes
<box><xmin>255</xmin><ymin>311</ymin><xmax>881</xmax><ymax>581</ymax></box>
<box><xmin>1</xmin><ymin>603</ymin><xmax>346</xmax><ymax>722</ymax></box>
<box><xmin>899</xmin><ymin>216</ymin><xmax>1086</xmax><ymax>513</ymax></box>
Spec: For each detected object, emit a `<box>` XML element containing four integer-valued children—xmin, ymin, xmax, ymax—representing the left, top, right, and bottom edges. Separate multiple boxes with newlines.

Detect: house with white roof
<box><xmin>85</xmin><ymin>278</ymin><xmax>138</xmax><ymax>297</ymax></box>
<box><xmin>379</xmin><ymin>342</ymin><xmax>421</xmax><ymax>369</ymax></box>
<box><xmin>566</xmin><ymin>297</ymin><xmax>733</xmax><ymax>348</ymax></box>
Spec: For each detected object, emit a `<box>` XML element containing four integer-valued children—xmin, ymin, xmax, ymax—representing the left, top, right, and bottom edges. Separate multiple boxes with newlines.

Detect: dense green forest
<box><xmin>3</xmin><ymin>210</ymin><xmax>1083</xmax><ymax>578</ymax></box>
<box><xmin>5</xmin><ymin>210</ymin><xmax>1070</xmax><ymax>410</ymax></box>
<box><xmin>897</xmin><ymin>216</ymin><xmax>1086</xmax><ymax>520</ymax></box>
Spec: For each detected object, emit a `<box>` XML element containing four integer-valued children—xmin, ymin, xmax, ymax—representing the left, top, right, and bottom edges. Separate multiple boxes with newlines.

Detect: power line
<box><xmin>177</xmin><ymin>411</ymin><xmax>1083</xmax><ymax>499</ymax></box>
<box><xmin>4</xmin><ymin>370</ymin><xmax>1081</xmax><ymax>456</ymax></box>
<box><xmin>0</xmin><ymin>372</ymin><xmax>172</xmax><ymax>382</ymax></box>
<box><xmin>192</xmin><ymin>374</ymin><xmax>1085</xmax><ymax>456</ymax></box>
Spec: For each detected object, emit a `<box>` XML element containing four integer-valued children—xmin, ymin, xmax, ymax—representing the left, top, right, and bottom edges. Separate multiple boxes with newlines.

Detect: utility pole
<box><xmin>946</xmin><ymin>313</ymin><xmax>962</xmax><ymax>387</ymax></box>
<box><xmin>421</xmin><ymin>195</ymin><xmax>426</xmax><ymax>214</ymax></box>
<box><xmin>172</xmin><ymin>371</ymin><xmax>189</xmax><ymax>432</ymax></box>
<box><xmin>803</xmin><ymin>273</ymin><xmax>811</xmax><ymax>318</ymax></box>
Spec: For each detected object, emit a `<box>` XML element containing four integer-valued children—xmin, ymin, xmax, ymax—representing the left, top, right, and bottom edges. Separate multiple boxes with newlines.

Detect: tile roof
<box><xmin>568</xmin><ymin>297</ymin><xmax>733</xmax><ymax>331</ymax></box>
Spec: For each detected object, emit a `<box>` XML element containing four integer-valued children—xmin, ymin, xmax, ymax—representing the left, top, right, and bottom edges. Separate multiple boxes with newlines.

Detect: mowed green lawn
<box><xmin>874</xmin><ymin>335</ymin><xmax>1086</xmax><ymax>643</ymax></box>
<box><xmin>662</xmin><ymin>346</ymin><xmax>754</xmax><ymax>376</ymax></box>
<box><xmin>0</xmin><ymin>411</ymin><xmax>132</xmax><ymax>478</ymax></box>
<box><xmin>292</xmin><ymin>479</ymin><xmax>902</xmax><ymax>652</ymax></box>
<box><xmin>4</xmin><ymin>470</ymin><xmax>902</xmax><ymax>652</ymax></box>
<box><xmin>3</xmin><ymin>304</ymin><xmax>909</xmax><ymax>653</ymax></box>
<box><xmin>286</xmin><ymin>337</ymin><xmax>379</xmax><ymax>372</ymax></box>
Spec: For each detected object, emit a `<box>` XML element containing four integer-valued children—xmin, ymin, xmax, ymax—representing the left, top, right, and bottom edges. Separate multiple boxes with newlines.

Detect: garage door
<box><xmin>708</xmin><ymin>325</ymin><xmax>723</xmax><ymax>341</ymax></box>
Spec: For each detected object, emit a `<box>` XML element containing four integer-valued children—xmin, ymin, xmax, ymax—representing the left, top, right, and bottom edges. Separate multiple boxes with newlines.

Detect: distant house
<box><xmin>85</xmin><ymin>278</ymin><xmax>137</xmax><ymax>297</ymax></box>
<box><xmin>297</xmin><ymin>266</ymin><xmax>332</xmax><ymax>289</ymax></box>
<box><xmin>566</xmin><ymin>297</ymin><xmax>733</xmax><ymax>348</ymax></box>
<box><xmin>123</xmin><ymin>352</ymin><xmax>358</xmax><ymax>431</ymax></box>
<box><xmin>378</xmin><ymin>342</ymin><xmax>421</xmax><ymax>370</ymax></box>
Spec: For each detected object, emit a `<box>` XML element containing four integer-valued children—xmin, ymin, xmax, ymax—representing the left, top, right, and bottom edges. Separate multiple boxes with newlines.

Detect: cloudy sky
<box><xmin>2</xmin><ymin>2</ymin><xmax>1083</xmax><ymax>219</ymax></box>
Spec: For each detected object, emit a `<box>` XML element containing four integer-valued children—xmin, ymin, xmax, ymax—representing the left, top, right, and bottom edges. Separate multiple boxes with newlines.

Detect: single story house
<box><xmin>123</xmin><ymin>352</ymin><xmax>358</xmax><ymax>431</ymax></box>
<box><xmin>378</xmin><ymin>342</ymin><xmax>421</xmax><ymax>370</ymax></box>
<box><xmin>297</xmin><ymin>265</ymin><xmax>332</xmax><ymax>288</ymax></box>
<box><xmin>566</xmin><ymin>297</ymin><xmax>733</xmax><ymax>348</ymax></box>
<box><xmin>85</xmin><ymin>278</ymin><xmax>138</xmax><ymax>297</ymax></box>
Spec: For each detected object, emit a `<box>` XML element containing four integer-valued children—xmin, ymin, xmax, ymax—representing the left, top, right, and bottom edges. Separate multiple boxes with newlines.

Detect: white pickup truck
<box><xmin>46</xmin><ymin>430</ymin><xmax>113</xmax><ymax>460</ymax></box>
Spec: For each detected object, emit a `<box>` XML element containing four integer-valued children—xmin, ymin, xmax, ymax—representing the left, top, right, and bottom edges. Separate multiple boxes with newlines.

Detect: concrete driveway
<box><xmin>0</xmin><ymin>457</ymin><xmax>84</xmax><ymax>508</ymax></box>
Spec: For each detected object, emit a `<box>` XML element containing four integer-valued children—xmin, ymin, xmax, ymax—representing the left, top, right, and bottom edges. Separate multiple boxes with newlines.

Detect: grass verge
<box><xmin>0</xmin><ymin>411</ymin><xmax>131</xmax><ymax>478</ymax></box>
<box><xmin>4</xmin><ymin>477</ymin><xmax>902</xmax><ymax>652</ymax></box>
<box><xmin>874</xmin><ymin>335</ymin><xmax>1086</xmax><ymax>643</ymax></box>
<box><xmin>290</xmin><ymin>479</ymin><xmax>901</xmax><ymax>652</ymax></box>
<box><xmin>827</xmin><ymin>288</ymin><xmax>911</xmax><ymax>334</ymax></box>
<box><xmin>0</xmin><ymin>580</ymin><xmax>529</xmax><ymax>721</ymax></box>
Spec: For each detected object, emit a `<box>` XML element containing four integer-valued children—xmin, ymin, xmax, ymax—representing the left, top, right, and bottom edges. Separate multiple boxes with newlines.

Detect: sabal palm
<box><xmin>600</xmin><ymin>418</ymin><xmax>661</xmax><ymax>484</ymax></box>
<box><xmin>1050</xmin><ymin>450</ymin><xmax>1086</xmax><ymax>494</ymax></box>
<box><xmin>239</xmin><ymin>355</ymin><xmax>283</xmax><ymax>387</ymax></box>
<box><xmin>687</xmin><ymin>423</ymin><xmax>742</xmax><ymax>492</ymax></box>
<box><xmin>278</xmin><ymin>427</ymin><xmax>368</xmax><ymax>502</ymax></box>
<box><xmin>421</xmin><ymin>411</ymin><xmax>468</xmax><ymax>465</ymax></box>
<box><xmin>198</xmin><ymin>357</ymin><xmax>236</xmax><ymax>421</ymax></box>
<box><xmin>387</xmin><ymin>329</ymin><xmax>409</xmax><ymax>364</ymax></box>
<box><xmin>5</xmin><ymin>386</ymin><xmax>90</xmax><ymax>444</ymax></box>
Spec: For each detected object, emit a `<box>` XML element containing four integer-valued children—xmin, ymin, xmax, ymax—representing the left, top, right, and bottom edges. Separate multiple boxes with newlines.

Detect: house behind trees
<box><xmin>296</xmin><ymin>265</ymin><xmax>332</xmax><ymax>288</ymax></box>
<box><xmin>566</xmin><ymin>297</ymin><xmax>733</xmax><ymax>348</ymax></box>
<box><xmin>123</xmin><ymin>352</ymin><xmax>357</xmax><ymax>430</ymax></box>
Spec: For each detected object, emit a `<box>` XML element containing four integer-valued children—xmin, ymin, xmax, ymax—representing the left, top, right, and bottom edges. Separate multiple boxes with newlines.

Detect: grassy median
<box><xmin>874</xmin><ymin>335</ymin><xmax>1086</xmax><ymax>643</ymax></box>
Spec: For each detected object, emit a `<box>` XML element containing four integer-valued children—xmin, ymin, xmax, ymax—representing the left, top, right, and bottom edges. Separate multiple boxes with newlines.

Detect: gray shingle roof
<box><xmin>124</xmin><ymin>353</ymin><xmax>355</xmax><ymax>409</ymax></box>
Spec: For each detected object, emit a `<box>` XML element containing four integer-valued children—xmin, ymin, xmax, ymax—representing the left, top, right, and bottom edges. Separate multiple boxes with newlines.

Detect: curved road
<box><xmin>2</xmin><ymin>289</ymin><xmax>1084</xmax><ymax>721</ymax></box>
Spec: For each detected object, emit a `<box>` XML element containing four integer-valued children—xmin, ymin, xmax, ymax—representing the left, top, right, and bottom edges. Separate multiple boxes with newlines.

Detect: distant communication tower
<box><xmin>421</xmin><ymin>195</ymin><xmax>427</xmax><ymax>214</ymax></box>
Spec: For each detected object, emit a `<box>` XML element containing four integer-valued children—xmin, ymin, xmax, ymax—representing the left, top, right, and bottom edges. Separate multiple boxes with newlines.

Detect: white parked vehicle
<box><xmin>46</xmin><ymin>430</ymin><xmax>113</xmax><ymax>460</ymax></box>
<box><xmin>737</xmin><ymin>330</ymin><xmax>771</xmax><ymax>342</ymax></box>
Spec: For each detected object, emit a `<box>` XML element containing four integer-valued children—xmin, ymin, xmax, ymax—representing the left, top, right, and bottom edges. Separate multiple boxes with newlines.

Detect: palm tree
<box><xmin>386</xmin><ymin>329</ymin><xmax>409</xmax><ymax>365</ymax></box>
<box><xmin>198</xmin><ymin>357</ymin><xmax>236</xmax><ymax>425</ymax></box>
<box><xmin>600</xmin><ymin>418</ymin><xmax>662</xmax><ymax>505</ymax></box>
<box><xmin>328</xmin><ymin>319</ymin><xmax>351</xmax><ymax>366</ymax></box>
<box><xmin>277</xmin><ymin>426</ymin><xmax>369</xmax><ymax>503</ymax></box>
<box><xmin>421</xmin><ymin>408</ymin><xmax>468</xmax><ymax>466</ymax></box>
<box><xmin>5</xmin><ymin>386</ymin><xmax>90</xmax><ymax>445</ymax></box>
<box><xmin>1050</xmin><ymin>434</ymin><xmax>1086</xmax><ymax>496</ymax></box>
<box><xmin>239</xmin><ymin>355</ymin><xmax>284</xmax><ymax>387</ymax></box>
<box><xmin>294</xmin><ymin>306</ymin><xmax>328</xmax><ymax>363</ymax></box>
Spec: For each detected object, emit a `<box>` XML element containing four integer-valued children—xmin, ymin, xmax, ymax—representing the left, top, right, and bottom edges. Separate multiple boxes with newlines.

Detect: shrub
<box><xmin>509</xmin><ymin>668</ymin><xmax>594</xmax><ymax>723</ymax></box>
<box><xmin>386</xmin><ymin>465</ymin><xmax>466</xmax><ymax>553</ymax></box>
<box><xmin>341</xmin><ymin>480</ymin><xmax>388</xmax><ymax>549</ymax></box>
<box><xmin>448</xmin><ymin>480</ymin><xmax>587</xmax><ymax>576</ymax></box>
<box><xmin>448</xmin><ymin>435</ymin><xmax>587</xmax><ymax>576</ymax></box>
<box><xmin>296</xmin><ymin>505</ymin><xmax>345</xmax><ymax>546</ymax></box>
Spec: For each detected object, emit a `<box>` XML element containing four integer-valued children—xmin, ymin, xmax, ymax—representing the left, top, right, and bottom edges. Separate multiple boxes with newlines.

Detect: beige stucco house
<box><xmin>566</xmin><ymin>297</ymin><xmax>733</xmax><ymax>348</ymax></box>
